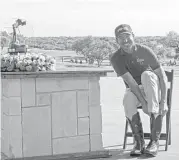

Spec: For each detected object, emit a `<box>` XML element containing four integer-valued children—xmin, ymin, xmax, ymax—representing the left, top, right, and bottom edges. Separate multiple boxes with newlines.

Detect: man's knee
<box><xmin>141</xmin><ymin>71</ymin><xmax>158</xmax><ymax>83</ymax></box>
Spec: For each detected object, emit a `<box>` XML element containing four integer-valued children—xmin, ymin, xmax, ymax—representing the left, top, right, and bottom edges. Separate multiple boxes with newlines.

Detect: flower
<box><xmin>19</xmin><ymin>64</ymin><xmax>26</xmax><ymax>71</ymax></box>
<box><xmin>39</xmin><ymin>55</ymin><xmax>46</xmax><ymax>62</ymax></box>
<box><xmin>50</xmin><ymin>58</ymin><xmax>56</xmax><ymax>64</ymax></box>
<box><xmin>26</xmin><ymin>60</ymin><xmax>32</xmax><ymax>65</ymax></box>
<box><xmin>32</xmin><ymin>60</ymin><xmax>37</xmax><ymax>66</ymax></box>
<box><xmin>32</xmin><ymin>54</ymin><xmax>38</xmax><ymax>60</ymax></box>
<box><xmin>5</xmin><ymin>60</ymin><xmax>11</xmax><ymax>68</ymax></box>
<box><xmin>1</xmin><ymin>52</ymin><xmax>56</xmax><ymax>72</ymax></box>
<box><xmin>26</xmin><ymin>65</ymin><xmax>32</xmax><ymax>71</ymax></box>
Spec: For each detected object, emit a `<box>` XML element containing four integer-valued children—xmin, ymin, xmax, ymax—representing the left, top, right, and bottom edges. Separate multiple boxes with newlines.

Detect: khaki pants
<box><xmin>123</xmin><ymin>71</ymin><xmax>162</xmax><ymax>120</ymax></box>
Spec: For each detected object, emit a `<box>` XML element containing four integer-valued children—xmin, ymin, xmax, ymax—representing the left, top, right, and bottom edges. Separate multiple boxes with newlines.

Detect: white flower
<box><xmin>1</xmin><ymin>52</ymin><xmax>56</xmax><ymax>72</ymax></box>
<box><xmin>7</xmin><ymin>63</ymin><xmax>15</xmax><ymax>71</ymax></box>
<box><xmin>5</xmin><ymin>61</ymin><xmax>11</xmax><ymax>68</ymax></box>
<box><xmin>20</xmin><ymin>64</ymin><xmax>26</xmax><ymax>71</ymax></box>
<box><xmin>26</xmin><ymin>65</ymin><xmax>32</xmax><ymax>71</ymax></box>
<box><xmin>50</xmin><ymin>58</ymin><xmax>56</xmax><ymax>64</ymax></box>
<box><xmin>39</xmin><ymin>55</ymin><xmax>46</xmax><ymax>62</ymax></box>
<box><xmin>32</xmin><ymin>60</ymin><xmax>37</xmax><ymax>66</ymax></box>
<box><xmin>27</xmin><ymin>60</ymin><xmax>32</xmax><ymax>65</ymax></box>
<box><xmin>41</xmin><ymin>66</ymin><xmax>46</xmax><ymax>71</ymax></box>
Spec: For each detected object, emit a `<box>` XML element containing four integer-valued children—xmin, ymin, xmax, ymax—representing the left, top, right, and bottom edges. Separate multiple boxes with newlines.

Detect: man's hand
<box><xmin>121</xmin><ymin>72</ymin><xmax>147</xmax><ymax>108</ymax></box>
<box><xmin>159</xmin><ymin>102</ymin><xmax>168</xmax><ymax>116</ymax></box>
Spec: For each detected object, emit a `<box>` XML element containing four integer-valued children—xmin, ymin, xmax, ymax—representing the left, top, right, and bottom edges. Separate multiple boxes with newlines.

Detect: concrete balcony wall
<box><xmin>1</xmin><ymin>70</ymin><xmax>109</xmax><ymax>159</ymax></box>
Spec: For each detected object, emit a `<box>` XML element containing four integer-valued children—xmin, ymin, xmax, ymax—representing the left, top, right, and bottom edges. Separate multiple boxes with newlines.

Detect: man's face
<box><xmin>116</xmin><ymin>33</ymin><xmax>135</xmax><ymax>53</ymax></box>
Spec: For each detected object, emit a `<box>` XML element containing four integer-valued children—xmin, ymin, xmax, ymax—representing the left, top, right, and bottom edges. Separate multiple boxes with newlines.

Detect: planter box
<box><xmin>1</xmin><ymin>69</ymin><xmax>112</xmax><ymax>159</ymax></box>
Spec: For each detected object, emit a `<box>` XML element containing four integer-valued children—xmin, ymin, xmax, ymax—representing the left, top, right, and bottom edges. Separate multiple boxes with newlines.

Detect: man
<box><xmin>110</xmin><ymin>24</ymin><xmax>168</xmax><ymax>157</ymax></box>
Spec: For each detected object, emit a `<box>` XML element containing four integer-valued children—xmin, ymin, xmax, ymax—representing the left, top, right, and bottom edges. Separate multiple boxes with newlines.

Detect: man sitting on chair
<box><xmin>110</xmin><ymin>24</ymin><xmax>168</xmax><ymax>157</ymax></box>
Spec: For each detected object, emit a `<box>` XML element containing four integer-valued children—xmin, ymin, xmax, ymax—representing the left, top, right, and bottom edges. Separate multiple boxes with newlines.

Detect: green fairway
<box><xmin>29</xmin><ymin>48</ymin><xmax>77</xmax><ymax>57</ymax></box>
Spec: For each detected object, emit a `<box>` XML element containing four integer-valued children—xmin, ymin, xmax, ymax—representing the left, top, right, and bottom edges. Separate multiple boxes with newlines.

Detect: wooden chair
<box><xmin>123</xmin><ymin>69</ymin><xmax>174</xmax><ymax>151</ymax></box>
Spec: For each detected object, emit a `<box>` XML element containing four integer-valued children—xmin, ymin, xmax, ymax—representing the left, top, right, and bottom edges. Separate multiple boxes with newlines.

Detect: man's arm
<box><xmin>110</xmin><ymin>51</ymin><xmax>147</xmax><ymax>107</ymax></box>
<box><xmin>142</xmin><ymin>45</ymin><xmax>167</xmax><ymax>105</ymax></box>
<box><xmin>121</xmin><ymin>72</ymin><xmax>147</xmax><ymax>107</ymax></box>
<box><xmin>153</xmin><ymin>66</ymin><xmax>168</xmax><ymax>104</ymax></box>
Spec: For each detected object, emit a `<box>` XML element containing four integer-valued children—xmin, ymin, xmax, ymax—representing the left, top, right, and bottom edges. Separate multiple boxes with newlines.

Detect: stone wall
<box><xmin>1</xmin><ymin>70</ymin><xmax>109</xmax><ymax>159</ymax></box>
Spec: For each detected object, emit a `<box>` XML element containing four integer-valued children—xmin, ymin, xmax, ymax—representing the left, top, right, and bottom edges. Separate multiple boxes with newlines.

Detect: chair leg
<box><xmin>165</xmin><ymin>112</ymin><xmax>170</xmax><ymax>151</ymax></box>
<box><xmin>123</xmin><ymin>119</ymin><xmax>128</xmax><ymax>149</ymax></box>
<box><xmin>169</xmin><ymin>116</ymin><xmax>171</xmax><ymax>145</ymax></box>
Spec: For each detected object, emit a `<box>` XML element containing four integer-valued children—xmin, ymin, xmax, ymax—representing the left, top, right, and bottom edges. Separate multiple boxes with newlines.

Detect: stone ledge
<box><xmin>5</xmin><ymin>150</ymin><xmax>111</xmax><ymax>160</ymax></box>
<box><xmin>1</xmin><ymin>69</ymin><xmax>113</xmax><ymax>79</ymax></box>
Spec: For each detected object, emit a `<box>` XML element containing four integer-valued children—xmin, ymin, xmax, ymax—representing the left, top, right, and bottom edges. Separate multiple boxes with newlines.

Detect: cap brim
<box><xmin>118</xmin><ymin>32</ymin><xmax>132</xmax><ymax>35</ymax></box>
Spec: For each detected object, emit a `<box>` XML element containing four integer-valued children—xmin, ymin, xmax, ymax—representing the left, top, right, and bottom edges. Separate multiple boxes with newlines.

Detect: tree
<box><xmin>1</xmin><ymin>31</ymin><xmax>9</xmax><ymax>37</ymax></box>
<box><xmin>1</xmin><ymin>36</ymin><xmax>9</xmax><ymax>50</ymax></box>
<box><xmin>82</xmin><ymin>38</ymin><xmax>115</xmax><ymax>67</ymax></box>
<box><xmin>1</xmin><ymin>31</ymin><xmax>11</xmax><ymax>50</ymax></box>
<box><xmin>72</xmin><ymin>36</ymin><xmax>93</xmax><ymax>63</ymax></box>
<box><xmin>72</xmin><ymin>36</ymin><xmax>115</xmax><ymax>67</ymax></box>
<box><xmin>166</xmin><ymin>31</ymin><xmax>179</xmax><ymax>48</ymax></box>
<box><xmin>167</xmin><ymin>31</ymin><xmax>178</xmax><ymax>38</ymax></box>
<box><xmin>72</xmin><ymin>36</ymin><xmax>93</xmax><ymax>54</ymax></box>
<box><xmin>165</xmin><ymin>48</ymin><xmax>176</xmax><ymax>58</ymax></box>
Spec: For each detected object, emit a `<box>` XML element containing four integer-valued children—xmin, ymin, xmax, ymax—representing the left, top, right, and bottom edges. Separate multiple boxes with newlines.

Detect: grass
<box><xmin>29</xmin><ymin>48</ymin><xmax>77</xmax><ymax>57</ymax></box>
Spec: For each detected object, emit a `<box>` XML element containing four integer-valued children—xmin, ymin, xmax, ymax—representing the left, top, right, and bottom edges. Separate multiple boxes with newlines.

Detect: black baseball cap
<box><xmin>115</xmin><ymin>24</ymin><xmax>133</xmax><ymax>37</ymax></box>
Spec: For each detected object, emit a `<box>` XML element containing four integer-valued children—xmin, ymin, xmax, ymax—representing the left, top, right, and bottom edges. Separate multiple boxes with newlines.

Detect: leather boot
<box><xmin>145</xmin><ymin>114</ymin><xmax>163</xmax><ymax>157</ymax></box>
<box><xmin>127</xmin><ymin>112</ymin><xmax>145</xmax><ymax>156</ymax></box>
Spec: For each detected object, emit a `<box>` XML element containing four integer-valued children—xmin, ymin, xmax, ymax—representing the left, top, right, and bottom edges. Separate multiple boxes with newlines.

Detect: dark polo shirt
<box><xmin>110</xmin><ymin>44</ymin><xmax>160</xmax><ymax>87</ymax></box>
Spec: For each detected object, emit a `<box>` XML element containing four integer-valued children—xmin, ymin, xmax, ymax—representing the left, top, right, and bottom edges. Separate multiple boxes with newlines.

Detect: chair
<box><xmin>123</xmin><ymin>69</ymin><xmax>174</xmax><ymax>151</ymax></box>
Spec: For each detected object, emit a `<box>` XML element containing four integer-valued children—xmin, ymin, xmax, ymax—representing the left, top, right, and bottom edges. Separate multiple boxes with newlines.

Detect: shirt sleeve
<box><xmin>110</xmin><ymin>54</ymin><xmax>127</xmax><ymax>77</ymax></box>
<box><xmin>143</xmin><ymin>45</ymin><xmax>161</xmax><ymax>70</ymax></box>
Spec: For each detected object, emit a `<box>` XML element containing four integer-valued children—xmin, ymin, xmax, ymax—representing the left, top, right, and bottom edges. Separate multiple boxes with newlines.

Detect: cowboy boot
<box><xmin>127</xmin><ymin>112</ymin><xmax>145</xmax><ymax>156</ymax></box>
<box><xmin>145</xmin><ymin>114</ymin><xmax>163</xmax><ymax>157</ymax></box>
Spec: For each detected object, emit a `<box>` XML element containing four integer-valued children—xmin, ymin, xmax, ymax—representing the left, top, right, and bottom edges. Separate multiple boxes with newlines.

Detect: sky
<box><xmin>0</xmin><ymin>0</ymin><xmax>179</xmax><ymax>37</ymax></box>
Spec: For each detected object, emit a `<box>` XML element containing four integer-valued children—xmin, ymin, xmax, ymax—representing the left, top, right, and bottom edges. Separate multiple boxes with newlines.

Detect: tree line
<box><xmin>1</xmin><ymin>30</ymin><xmax>179</xmax><ymax>66</ymax></box>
